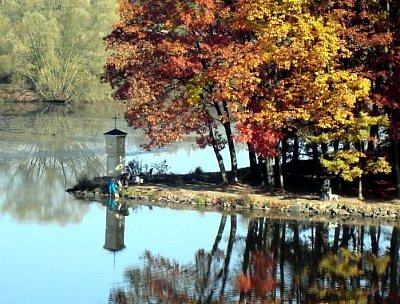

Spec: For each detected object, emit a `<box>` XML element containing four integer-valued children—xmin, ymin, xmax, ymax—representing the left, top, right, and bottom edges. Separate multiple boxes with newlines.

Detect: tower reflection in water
<box><xmin>104</xmin><ymin>198</ymin><xmax>129</xmax><ymax>253</ymax></box>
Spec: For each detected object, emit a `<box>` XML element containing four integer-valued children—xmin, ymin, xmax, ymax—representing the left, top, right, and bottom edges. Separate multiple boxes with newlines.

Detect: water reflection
<box><xmin>0</xmin><ymin>151</ymin><xmax>92</xmax><ymax>224</ymax></box>
<box><xmin>104</xmin><ymin>199</ymin><xmax>127</xmax><ymax>253</ymax></box>
<box><xmin>0</xmin><ymin>102</ymin><xmax>111</xmax><ymax>224</ymax></box>
<box><xmin>109</xmin><ymin>218</ymin><xmax>400</xmax><ymax>303</ymax></box>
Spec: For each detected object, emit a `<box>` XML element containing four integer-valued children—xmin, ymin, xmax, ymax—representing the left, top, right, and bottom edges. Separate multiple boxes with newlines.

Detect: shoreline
<box><xmin>69</xmin><ymin>175</ymin><xmax>400</xmax><ymax>225</ymax></box>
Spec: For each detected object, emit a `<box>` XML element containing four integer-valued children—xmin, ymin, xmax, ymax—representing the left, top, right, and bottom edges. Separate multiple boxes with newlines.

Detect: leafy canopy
<box><xmin>0</xmin><ymin>0</ymin><xmax>117</xmax><ymax>101</ymax></box>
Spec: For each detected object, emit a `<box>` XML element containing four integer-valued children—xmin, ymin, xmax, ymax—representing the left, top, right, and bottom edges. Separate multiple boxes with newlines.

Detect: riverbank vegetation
<box><xmin>103</xmin><ymin>0</ymin><xmax>400</xmax><ymax>200</ymax></box>
<box><xmin>0</xmin><ymin>0</ymin><xmax>117</xmax><ymax>102</ymax></box>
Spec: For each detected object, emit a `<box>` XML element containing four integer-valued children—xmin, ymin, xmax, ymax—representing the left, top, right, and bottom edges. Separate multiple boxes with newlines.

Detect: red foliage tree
<box><xmin>103</xmin><ymin>0</ymin><xmax>269</xmax><ymax>183</ymax></box>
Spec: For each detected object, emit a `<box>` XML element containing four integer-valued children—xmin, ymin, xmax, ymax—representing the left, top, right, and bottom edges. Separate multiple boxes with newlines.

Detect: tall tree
<box><xmin>311</xmin><ymin>0</ymin><xmax>395</xmax><ymax>198</ymax></box>
<box><xmin>230</xmin><ymin>0</ymin><xmax>379</xmax><ymax>194</ymax></box>
<box><xmin>103</xmin><ymin>0</ymin><xmax>267</xmax><ymax>183</ymax></box>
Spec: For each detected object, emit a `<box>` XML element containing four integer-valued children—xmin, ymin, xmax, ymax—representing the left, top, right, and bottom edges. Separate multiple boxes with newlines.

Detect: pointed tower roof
<box><xmin>104</xmin><ymin>114</ymin><xmax>128</xmax><ymax>137</ymax></box>
<box><xmin>103</xmin><ymin>128</ymin><xmax>127</xmax><ymax>136</ymax></box>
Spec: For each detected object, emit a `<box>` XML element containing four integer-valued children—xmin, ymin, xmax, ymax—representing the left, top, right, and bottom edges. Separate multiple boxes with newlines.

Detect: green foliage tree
<box><xmin>0</xmin><ymin>0</ymin><xmax>117</xmax><ymax>101</ymax></box>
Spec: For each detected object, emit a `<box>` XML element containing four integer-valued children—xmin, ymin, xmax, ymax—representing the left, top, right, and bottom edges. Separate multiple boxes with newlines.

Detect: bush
<box><xmin>75</xmin><ymin>174</ymin><xmax>95</xmax><ymax>191</ymax></box>
<box><xmin>193</xmin><ymin>194</ymin><xmax>206</xmax><ymax>205</ymax></box>
<box><xmin>192</xmin><ymin>166</ymin><xmax>204</xmax><ymax>175</ymax></box>
<box><xmin>126</xmin><ymin>159</ymin><xmax>148</xmax><ymax>176</ymax></box>
<box><xmin>151</xmin><ymin>159</ymin><xmax>169</xmax><ymax>175</ymax></box>
<box><xmin>126</xmin><ymin>158</ymin><xmax>170</xmax><ymax>176</ymax></box>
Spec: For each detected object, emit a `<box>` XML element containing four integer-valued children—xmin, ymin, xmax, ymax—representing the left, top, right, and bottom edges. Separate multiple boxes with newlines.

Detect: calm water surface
<box><xmin>1</xmin><ymin>202</ymin><xmax>234</xmax><ymax>303</ymax></box>
<box><xmin>1</xmin><ymin>102</ymin><xmax>399</xmax><ymax>303</ymax></box>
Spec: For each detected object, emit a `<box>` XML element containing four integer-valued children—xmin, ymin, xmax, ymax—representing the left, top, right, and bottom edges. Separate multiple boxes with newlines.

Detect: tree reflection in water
<box><xmin>0</xmin><ymin>102</ymin><xmax>105</xmax><ymax>224</ymax></box>
<box><xmin>109</xmin><ymin>218</ymin><xmax>400</xmax><ymax>304</ymax></box>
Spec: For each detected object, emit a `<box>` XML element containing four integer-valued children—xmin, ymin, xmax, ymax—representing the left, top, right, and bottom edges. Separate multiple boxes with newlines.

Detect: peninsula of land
<box><xmin>68</xmin><ymin>171</ymin><xmax>400</xmax><ymax>226</ymax></box>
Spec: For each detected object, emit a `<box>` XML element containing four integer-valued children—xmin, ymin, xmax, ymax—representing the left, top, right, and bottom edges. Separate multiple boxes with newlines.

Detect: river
<box><xmin>0</xmin><ymin>101</ymin><xmax>399</xmax><ymax>303</ymax></box>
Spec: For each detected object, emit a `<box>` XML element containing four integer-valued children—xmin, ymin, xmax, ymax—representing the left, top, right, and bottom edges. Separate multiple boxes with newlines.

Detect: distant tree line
<box><xmin>103</xmin><ymin>0</ymin><xmax>400</xmax><ymax>198</ymax></box>
<box><xmin>0</xmin><ymin>0</ymin><xmax>117</xmax><ymax>102</ymax></box>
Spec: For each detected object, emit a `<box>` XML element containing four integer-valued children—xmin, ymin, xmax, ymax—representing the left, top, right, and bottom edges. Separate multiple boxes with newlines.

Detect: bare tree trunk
<box><xmin>259</xmin><ymin>156</ymin><xmax>274</xmax><ymax>190</ymax></box>
<box><xmin>222</xmin><ymin>101</ymin><xmax>237</xmax><ymax>181</ymax></box>
<box><xmin>293</xmin><ymin>135</ymin><xmax>299</xmax><ymax>163</ymax></box>
<box><xmin>282</xmin><ymin>137</ymin><xmax>288</xmax><ymax>170</ymax></box>
<box><xmin>265</xmin><ymin>157</ymin><xmax>275</xmax><ymax>190</ymax></box>
<box><xmin>356</xmin><ymin>141</ymin><xmax>364</xmax><ymax>200</ymax></box>
<box><xmin>312</xmin><ymin>143</ymin><xmax>321</xmax><ymax>193</ymax></box>
<box><xmin>321</xmin><ymin>142</ymin><xmax>328</xmax><ymax>157</ymax></box>
<box><xmin>214</xmin><ymin>101</ymin><xmax>238</xmax><ymax>182</ymax></box>
<box><xmin>248</xmin><ymin>142</ymin><xmax>260</xmax><ymax>183</ymax></box>
<box><xmin>275</xmin><ymin>150</ymin><xmax>284</xmax><ymax>193</ymax></box>
<box><xmin>358</xmin><ymin>177</ymin><xmax>363</xmax><ymax>200</ymax></box>
<box><xmin>209</xmin><ymin>126</ymin><xmax>228</xmax><ymax>184</ymax></box>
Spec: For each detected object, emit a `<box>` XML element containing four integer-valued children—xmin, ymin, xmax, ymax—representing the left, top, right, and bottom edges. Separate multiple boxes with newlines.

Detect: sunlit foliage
<box><xmin>104</xmin><ymin>0</ymin><xmax>394</xmax><ymax>194</ymax></box>
<box><xmin>0</xmin><ymin>0</ymin><xmax>117</xmax><ymax>101</ymax></box>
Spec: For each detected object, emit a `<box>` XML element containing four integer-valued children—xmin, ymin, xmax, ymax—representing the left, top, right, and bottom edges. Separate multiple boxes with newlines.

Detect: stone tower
<box><xmin>104</xmin><ymin>127</ymin><xmax>127</xmax><ymax>177</ymax></box>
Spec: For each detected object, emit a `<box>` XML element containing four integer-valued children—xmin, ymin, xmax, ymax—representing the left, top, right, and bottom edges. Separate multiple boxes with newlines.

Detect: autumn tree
<box><xmin>309</xmin><ymin>0</ymin><xmax>396</xmax><ymax>198</ymax></box>
<box><xmin>319</xmin><ymin>112</ymin><xmax>391</xmax><ymax>199</ymax></box>
<box><xmin>104</xmin><ymin>0</ymin><xmax>265</xmax><ymax>183</ymax></box>
<box><xmin>104</xmin><ymin>0</ymin><xmax>394</xmax><ymax>195</ymax></box>
<box><xmin>226</xmin><ymin>0</ymin><xmax>389</xmax><ymax>195</ymax></box>
<box><xmin>391</xmin><ymin>1</ymin><xmax>400</xmax><ymax>196</ymax></box>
